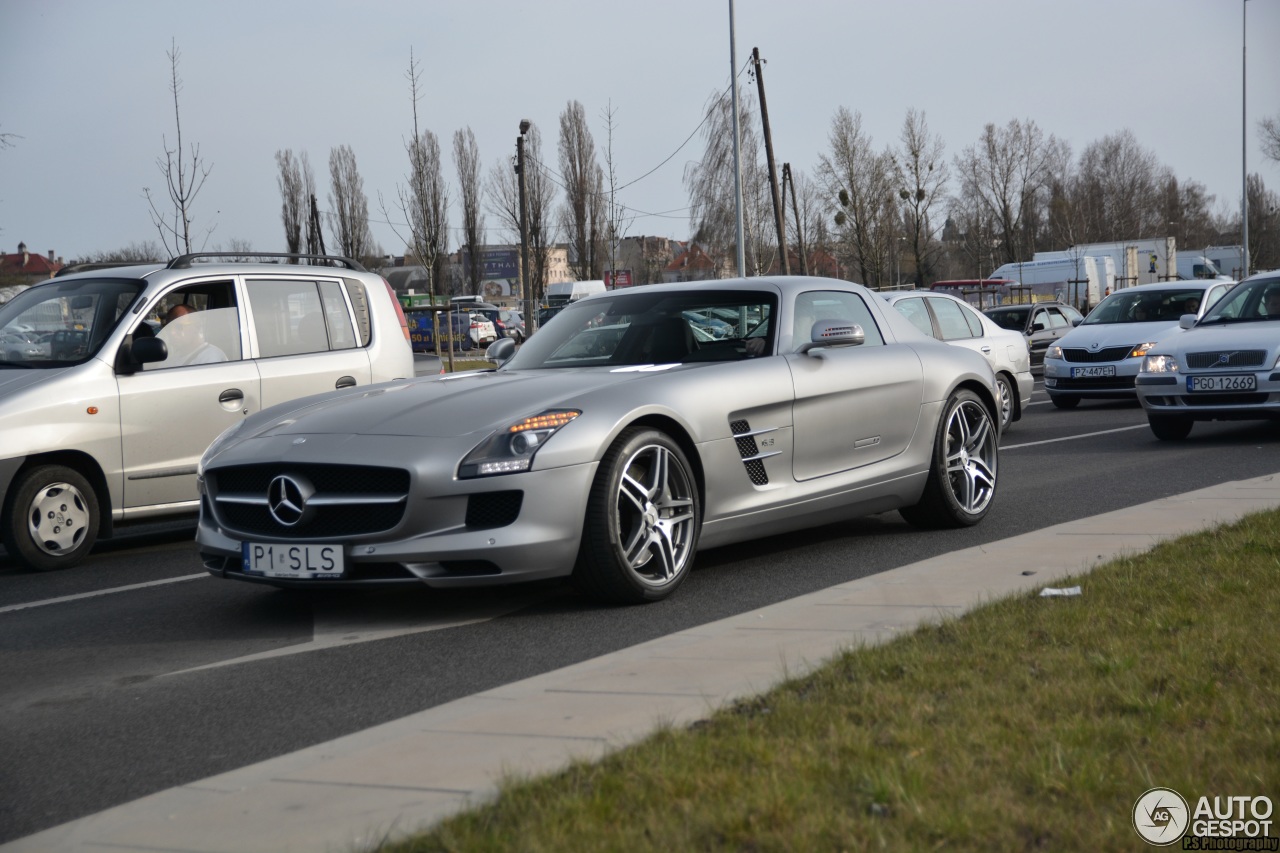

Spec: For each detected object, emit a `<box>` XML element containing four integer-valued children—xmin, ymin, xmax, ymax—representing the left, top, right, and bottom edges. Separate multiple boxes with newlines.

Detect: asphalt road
<box><xmin>2</xmin><ymin>382</ymin><xmax>1278</xmax><ymax>843</ymax></box>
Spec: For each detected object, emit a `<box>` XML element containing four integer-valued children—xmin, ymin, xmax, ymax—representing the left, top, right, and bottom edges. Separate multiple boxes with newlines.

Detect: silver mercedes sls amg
<box><xmin>195</xmin><ymin>277</ymin><xmax>1001</xmax><ymax>603</ymax></box>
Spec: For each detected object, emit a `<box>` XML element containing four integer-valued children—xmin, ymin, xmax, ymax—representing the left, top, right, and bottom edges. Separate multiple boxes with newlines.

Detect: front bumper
<box><xmin>1043</xmin><ymin>358</ymin><xmax>1141</xmax><ymax>399</ymax></box>
<box><xmin>1137</xmin><ymin>370</ymin><xmax>1280</xmax><ymax>422</ymax></box>
<box><xmin>196</xmin><ymin>436</ymin><xmax>599</xmax><ymax>589</ymax></box>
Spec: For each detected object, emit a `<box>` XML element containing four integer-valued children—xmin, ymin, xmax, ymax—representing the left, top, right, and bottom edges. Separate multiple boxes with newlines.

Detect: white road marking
<box><xmin>165</xmin><ymin>585</ymin><xmax>564</xmax><ymax>675</ymax></box>
<box><xmin>0</xmin><ymin>573</ymin><xmax>208</xmax><ymax>614</ymax></box>
<box><xmin>1003</xmin><ymin>424</ymin><xmax>1147</xmax><ymax>450</ymax></box>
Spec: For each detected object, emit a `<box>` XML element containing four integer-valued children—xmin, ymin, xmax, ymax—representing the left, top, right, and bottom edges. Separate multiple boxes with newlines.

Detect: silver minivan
<box><xmin>0</xmin><ymin>254</ymin><xmax>414</xmax><ymax>570</ymax></box>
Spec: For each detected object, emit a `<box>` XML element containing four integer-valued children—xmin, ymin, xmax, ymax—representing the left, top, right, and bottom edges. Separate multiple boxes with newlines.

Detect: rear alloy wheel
<box><xmin>995</xmin><ymin>373</ymin><xmax>1015</xmax><ymax>431</ymax></box>
<box><xmin>3</xmin><ymin>465</ymin><xmax>100</xmax><ymax>571</ymax></box>
<box><xmin>1148</xmin><ymin>414</ymin><xmax>1193</xmax><ymax>441</ymax></box>
<box><xmin>574</xmin><ymin>427</ymin><xmax>700</xmax><ymax>603</ymax></box>
<box><xmin>900</xmin><ymin>389</ymin><xmax>998</xmax><ymax>529</ymax></box>
<box><xmin>1049</xmin><ymin>393</ymin><xmax>1080</xmax><ymax>410</ymax></box>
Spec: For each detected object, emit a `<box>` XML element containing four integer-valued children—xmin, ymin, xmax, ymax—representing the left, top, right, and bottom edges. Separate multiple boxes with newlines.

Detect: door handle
<box><xmin>980</xmin><ymin>346</ymin><xmax>991</xmax><ymax>353</ymax></box>
<box><xmin>218</xmin><ymin>388</ymin><xmax>244</xmax><ymax>404</ymax></box>
<box><xmin>335</xmin><ymin>376</ymin><xmax>357</xmax><ymax>389</ymax></box>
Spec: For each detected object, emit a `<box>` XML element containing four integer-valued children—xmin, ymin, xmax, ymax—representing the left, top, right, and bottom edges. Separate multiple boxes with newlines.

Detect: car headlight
<box><xmin>198</xmin><ymin>418</ymin><xmax>247</xmax><ymax>475</ymax></box>
<box><xmin>1129</xmin><ymin>341</ymin><xmax>1159</xmax><ymax>358</ymax></box>
<box><xmin>1141</xmin><ymin>354</ymin><xmax>1179</xmax><ymax>373</ymax></box>
<box><xmin>459</xmin><ymin>409</ymin><xmax>581</xmax><ymax>478</ymax></box>
<box><xmin>1046</xmin><ymin>345</ymin><xmax>1063</xmax><ymax>360</ymax></box>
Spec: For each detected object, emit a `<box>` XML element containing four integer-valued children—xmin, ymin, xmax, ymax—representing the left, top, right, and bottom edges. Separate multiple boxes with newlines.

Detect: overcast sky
<box><xmin>2</xmin><ymin>0</ymin><xmax>1277</xmax><ymax>264</ymax></box>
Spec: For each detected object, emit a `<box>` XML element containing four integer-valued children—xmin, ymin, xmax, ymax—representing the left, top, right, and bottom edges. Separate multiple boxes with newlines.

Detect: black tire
<box><xmin>995</xmin><ymin>373</ymin><xmax>1015</xmax><ymax>431</ymax></box>
<box><xmin>900</xmin><ymin>389</ymin><xmax>998</xmax><ymax>529</ymax></box>
<box><xmin>1148</xmin><ymin>414</ymin><xmax>1193</xmax><ymax>441</ymax></box>
<box><xmin>2</xmin><ymin>465</ymin><xmax>100</xmax><ymax>571</ymax></box>
<box><xmin>1049</xmin><ymin>393</ymin><xmax>1080</xmax><ymax>410</ymax></box>
<box><xmin>573</xmin><ymin>427</ymin><xmax>701</xmax><ymax>604</ymax></box>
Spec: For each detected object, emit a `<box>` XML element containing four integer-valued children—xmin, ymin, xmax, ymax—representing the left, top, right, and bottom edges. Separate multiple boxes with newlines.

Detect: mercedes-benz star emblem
<box><xmin>268</xmin><ymin>474</ymin><xmax>314</xmax><ymax>527</ymax></box>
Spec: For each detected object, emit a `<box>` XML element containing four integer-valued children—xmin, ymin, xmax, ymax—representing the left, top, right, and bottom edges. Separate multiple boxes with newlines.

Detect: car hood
<box><xmin>1151</xmin><ymin>320</ymin><xmax>1280</xmax><ymax>357</ymax></box>
<box><xmin>243</xmin><ymin>367</ymin><xmax>667</xmax><ymax>440</ymax></box>
<box><xmin>0</xmin><ymin>366</ymin><xmax>68</xmax><ymax>398</ymax></box>
<box><xmin>1056</xmin><ymin>320</ymin><xmax>1183</xmax><ymax>350</ymax></box>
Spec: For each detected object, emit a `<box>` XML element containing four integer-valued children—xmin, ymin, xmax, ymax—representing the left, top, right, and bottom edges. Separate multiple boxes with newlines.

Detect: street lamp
<box><xmin>516</xmin><ymin>119</ymin><xmax>532</xmax><ymax>334</ymax></box>
<box><xmin>1242</xmin><ymin>0</ymin><xmax>1250</xmax><ymax>279</ymax></box>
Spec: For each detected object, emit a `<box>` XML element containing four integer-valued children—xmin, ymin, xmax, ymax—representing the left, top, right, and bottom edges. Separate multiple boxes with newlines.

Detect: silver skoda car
<box><xmin>0</xmin><ymin>254</ymin><xmax>414</xmax><ymax>571</ymax></box>
<box><xmin>196</xmin><ymin>277</ymin><xmax>1002</xmax><ymax>604</ymax></box>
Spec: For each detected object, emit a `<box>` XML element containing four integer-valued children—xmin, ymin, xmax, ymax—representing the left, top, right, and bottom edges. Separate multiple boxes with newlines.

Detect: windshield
<box><xmin>1198</xmin><ymin>277</ymin><xmax>1280</xmax><ymax>325</ymax></box>
<box><xmin>1082</xmin><ymin>288</ymin><xmax>1205</xmax><ymax>325</ymax></box>
<box><xmin>507</xmin><ymin>290</ymin><xmax>777</xmax><ymax>369</ymax></box>
<box><xmin>983</xmin><ymin>306</ymin><xmax>1030</xmax><ymax>331</ymax></box>
<box><xmin>0</xmin><ymin>277</ymin><xmax>144</xmax><ymax>368</ymax></box>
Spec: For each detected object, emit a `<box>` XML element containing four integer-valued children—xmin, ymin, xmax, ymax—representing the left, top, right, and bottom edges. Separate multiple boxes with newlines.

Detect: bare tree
<box><xmin>1072</xmin><ymin>129</ymin><xmax>1162</xmax><ymax>241</ymax></box>
<box><xmin>213</xmin><ymin>237</ymin><xmax>255</xmax><ymax>262</ymax></box>
<box><xmin>684</xmin><ymin>89</ymin><xmax>771</xmax><ymax>276</ymax></box>
<box><xmin>275</xmin><ymin>149</ymin><xmax>305</xmax><ymax>254</ymax></box>
<box><xmin>453</xmin><ymin>127</ymin><xmax>485</xmax><ymax>291</ymax></box>
<box><xmin>819</xmin><ymin>107</ymin><xmax>895</xmax><ymax>287</ymax></box>
<box><xmin>952</xmin><ymin>118</ymin><xmax>1067</xmax><ymax>265</ymax></box>
<box><xmin>558</xmin><ymin>100</ymin><xmax>606</xmax><ymax>280</ymax></box>
<box><xmin>327</xmin><ymin>145</ymin><xmax>373</xmax><ymax>261</ymax></box>
<box><xmin>892</xmin><ymin>109</ymin><xmax>949</xmax><ymax>286</ymax></box>
<box><xmin>599</xmin><ymin>101</ymin><xmax>636</xmax><ymax>285</ymax></box>
<box><xmin>144</xmin><ymin>40</ymin><xmax>213</xmax><ymax>256</ymax></box>
<box><xmin>1260</xmin><ymin>114</ymin><xmax>1280</xmax><ymax>164</ymax></box>
<box><xmin>485</xmin><ymin>123</ymin><xmax>556</xmax><ymax>302</ymax></box>
<box><xmin>0</xmin><ymin>125</ymin><xmax>18</xmax><ymax>149</ymax></box>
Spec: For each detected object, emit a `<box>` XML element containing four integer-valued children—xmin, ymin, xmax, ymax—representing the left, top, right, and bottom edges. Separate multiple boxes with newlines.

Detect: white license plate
<box><xmin>242</xmin><ymin>542</ymin><xmax>344</xmax><ymax>578</ymax></box>
<box><xmin>1071</xmin><ymin>365</ymin><xmax>1116</xmax><ymax>378</ymax></box>
<box><xmin>1187</xmin><ymin>375</ymin><xmax>1257</xmax><ymax>392</ymax></box>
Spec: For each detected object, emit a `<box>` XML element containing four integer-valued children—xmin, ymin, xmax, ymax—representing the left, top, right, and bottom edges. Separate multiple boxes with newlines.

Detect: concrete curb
<box><xmin>8</xmin><ymin>471</ymin><xmax>1278</xmax><ymax>852</ymax></box>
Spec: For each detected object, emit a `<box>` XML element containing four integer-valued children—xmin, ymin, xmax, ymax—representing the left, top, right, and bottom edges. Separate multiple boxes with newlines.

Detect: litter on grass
<box><xmin>1039</xmin><ymin>586</ymin><xmax>1082</xmax><ymax>597</ymax></box>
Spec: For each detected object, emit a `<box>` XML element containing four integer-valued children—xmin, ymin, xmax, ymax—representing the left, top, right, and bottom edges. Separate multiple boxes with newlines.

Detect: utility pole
<box><xmin>516</xmin><ymin>120</ymin><xmax>532</xmax><ymax>334</ymax></box>
<box><xmin>729</xmin><ymin>0</ymin><xmax>745</xmax><ymax>278</ymax></box>
<box><xmin>783</xmin><ymin>163</ymin><xmax>809</xmax><ymax>275</ymax></box>
<box><xmin>752</xmin><ymin>47</ymin><xmax>789</xmax><ymax>275</ymax></box>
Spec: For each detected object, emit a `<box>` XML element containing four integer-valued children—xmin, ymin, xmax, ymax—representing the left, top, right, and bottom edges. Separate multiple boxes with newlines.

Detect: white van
<box><xmin>545</xmin><ymin>280</ymin><xmax>607</xmax><ymax>306</ymax></box>
<box><xmin>0</xmin><ymin>254</ymin><xmax>414</xmax><ymax>571</ymax></box>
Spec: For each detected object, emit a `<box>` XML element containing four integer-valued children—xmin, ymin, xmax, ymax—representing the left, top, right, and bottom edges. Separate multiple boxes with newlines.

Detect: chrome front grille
<box><xmin>1061</xmin><ymin>346</ymin><xmax>1133</xmax><ymax>363</ymax></box>
<box><xmin>210</xmin><ymin>463</ymin><xmax>410</xmax><ymax>538</ymax></box>
<box><xmin>1186</xmin><ymin>350</ymin><xmax>1268</xmax><ymax>369</ymax></box>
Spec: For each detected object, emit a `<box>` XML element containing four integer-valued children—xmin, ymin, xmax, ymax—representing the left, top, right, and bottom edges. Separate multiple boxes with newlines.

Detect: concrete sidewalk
<box><xmin>9</xmin><ymin>471</ymin><xmax>1280</xmax><ymax>852</ymax></box>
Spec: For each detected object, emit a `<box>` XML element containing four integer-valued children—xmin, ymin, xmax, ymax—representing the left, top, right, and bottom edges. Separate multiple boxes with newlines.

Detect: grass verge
<box><xmin>379</xmin><ymin>509</ymin><xmax>1280</xmax><ymax>852</ymax></box>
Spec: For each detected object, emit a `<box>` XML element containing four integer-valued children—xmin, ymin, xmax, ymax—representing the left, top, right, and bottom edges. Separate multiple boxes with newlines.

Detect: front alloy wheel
<box><xmin>574</xmin><ymin>428</ymin><xmax>700</xmax><ymax>603</ymax></box>
<box><xmin>900</xmin><ymin>389</ymin><xmax>998</xmax><ymax>529</ymax></box>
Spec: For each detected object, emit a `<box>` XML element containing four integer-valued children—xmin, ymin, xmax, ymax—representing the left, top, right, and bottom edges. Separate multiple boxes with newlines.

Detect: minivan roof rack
<box><xmin>167</xmin><ymin>252</ymin><xmax>368</xmax><ymax>272</ymax></box>
<box><xmin>54</xmin><ymin>261</ymin><xmax>162</xmax><ymax>277</ymax></box>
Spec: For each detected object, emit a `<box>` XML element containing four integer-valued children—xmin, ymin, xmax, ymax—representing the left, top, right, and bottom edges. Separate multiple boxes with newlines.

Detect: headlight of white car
<box><xmin>1141</xmin><ymin>354</ymin><xmax>1180</xmax><ymax>373</ymax></box>
<box><xmin>459</xmin><ymin>409</ymin><xmax>581</xmax><ymax>478</ymax></box>
<box><xmin>1129</xmin><ymin>341</ymin><xmax>1159</xmax><ymax>358</ymax></box>
<box><xmin>1046</xmin><ymin>345</ymin><xmax>1063</xmax><ymax>360</ymax></box>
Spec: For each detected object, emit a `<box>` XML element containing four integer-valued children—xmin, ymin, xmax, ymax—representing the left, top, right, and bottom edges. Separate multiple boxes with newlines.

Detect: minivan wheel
<box><xmin>3</xmin><ymin>465</ymin><xmax>100</xmax><ymax>571</ymax></box>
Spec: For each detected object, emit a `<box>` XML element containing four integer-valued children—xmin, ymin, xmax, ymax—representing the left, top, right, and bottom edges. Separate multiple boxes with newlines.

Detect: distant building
<box><xmin>663</xmin><ymin>243</ymin><xmax>719</xmax><ymax>283</ymax></box>
<box><xmin>1</xmin><ymin>242</ymin><xmax>63</xmax><ymax>303</ymax></box>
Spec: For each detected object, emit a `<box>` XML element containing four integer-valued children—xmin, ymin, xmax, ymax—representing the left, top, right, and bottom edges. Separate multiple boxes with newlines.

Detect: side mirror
<box><xmin>132</xmin><ymin>336</ymin><xmax>168</xmax><ymax>364</ymax></box>
<box><xmin>1179</xmin><ymin>314</ymin><xmax>1197</xmax><ymax>330</ymax></box>
<box><xmin>798</xmin><ymin>320</ymin><xmax>864</xmax><ymax>355</ymax></box>
<box><xmin>1071</xmin><ymin>317</ymin><xmax>1083</xmax><ymax>326</ymax></box>
<box><xmin>486</xmin><ymin>336</ymin><xmax>516</xmax><ymax>365</ymax></box>
<box><xmin>1029</xmin><ymin>322</ymin><xmax>1045</xmax><ymax>333</ymax></box>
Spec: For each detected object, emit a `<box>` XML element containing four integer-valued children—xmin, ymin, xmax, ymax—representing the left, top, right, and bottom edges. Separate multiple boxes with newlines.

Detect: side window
<box><xmin>893</xmin><ymin>298</ymin><xmax>936</xmax><ymax>338</ymax></box>
<box><xmin>958</xmin><ymin>302</ymin><xmax>985</xmax><ymax>337</ymax></box>
<box><xmin>146</xmin><ymin>282</ymin><xmax>241</xmax><ymax>370</ymax></box>
<box><xmin>319</xmin><ymin>281</ymin><xmax>357</xmax><ymax>350</ymax></box>
<box><xmin>794</xmin><ymin>291</ymin><xmax>884</xmax><ymax>348</ymax></box>
<box><xmin>927</xmin><ymin>297</ymin><xmax>976</xmax><ymax>341</ymax></box>
<box><xmin>247</xmin><ymin>278</ymin><xmax>351</xmax><ymax>358</ymax></box>
<box><xmin>1045</xmin><ymin>309</ymin><xmax>1069</xmax><ymax>329</ymax></box>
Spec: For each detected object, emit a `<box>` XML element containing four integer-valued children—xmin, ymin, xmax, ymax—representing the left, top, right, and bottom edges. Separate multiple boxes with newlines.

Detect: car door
<box><xmin>245</xmin><ymin>276</ymin><xmax>373</xmax><ymax>408</ymax></box>
<box><xmin>117</xmin><ymin>280</ymin><xmax>261</xmax><ymax>510</ymax></box>
<box><xmin>787</xmin><ymin>290</ymin><xmax>922</xmax><ymax>481</ymax></box>
<box><xmin>926</xmin><ymin>296</ymin><xmax>998</xmax><ymax>372</ymax></box>
<box><xmin>1025</xmin><ymin>306</ymin><xmax>1064</xmax><ymax>367</ymax></box>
